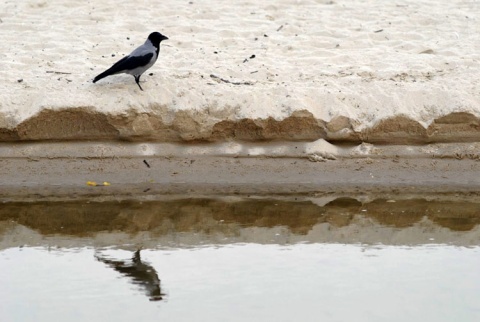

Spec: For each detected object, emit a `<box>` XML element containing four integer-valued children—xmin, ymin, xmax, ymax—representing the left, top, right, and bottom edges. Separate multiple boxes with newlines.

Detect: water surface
<box><xmin>1</xmin><ymin>196</ymin><xmax>479</xmax><ymax>321</ymax></box>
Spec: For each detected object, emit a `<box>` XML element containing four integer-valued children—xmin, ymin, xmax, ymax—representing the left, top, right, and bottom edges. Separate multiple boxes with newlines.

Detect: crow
<box><xmin>93</xmin><ymin>32</ymin><xmax>168</xmax><ymax>91</ymax></box>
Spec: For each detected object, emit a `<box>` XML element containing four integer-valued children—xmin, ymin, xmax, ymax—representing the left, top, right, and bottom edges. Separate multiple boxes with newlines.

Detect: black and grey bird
<box><xmin>93</xmin><ymin>32</ymin><xmax>168</xmax><ymax>91</ymax></box>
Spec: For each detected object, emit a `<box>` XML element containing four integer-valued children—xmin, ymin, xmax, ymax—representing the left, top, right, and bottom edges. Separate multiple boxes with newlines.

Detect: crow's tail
<box><xmin>93</xmin><ymin>69</ymin><xmax>113</xmax><ymax>83</ymax></box>
<box><xmin>93</xmin><ymin>56</ymin><xmax>129</xmax><ymax>83</ymax></box>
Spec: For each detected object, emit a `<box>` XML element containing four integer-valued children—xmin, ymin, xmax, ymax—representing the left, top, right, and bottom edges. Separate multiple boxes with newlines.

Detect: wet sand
<box><xmin>0</xmin><ymin>141</ymin><xmax>479</xmax><ymax>200</ymax></box>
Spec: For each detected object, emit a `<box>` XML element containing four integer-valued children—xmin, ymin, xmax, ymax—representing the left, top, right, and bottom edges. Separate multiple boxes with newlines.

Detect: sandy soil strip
<box><xmin>1</xmin><ymin>147</ymin><xmax>479</xmax><ymax>200</ymax></box>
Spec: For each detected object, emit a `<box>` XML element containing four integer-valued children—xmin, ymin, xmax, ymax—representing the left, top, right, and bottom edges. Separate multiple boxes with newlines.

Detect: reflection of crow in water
<box><xmin>95</xmin><ymin>250</ymin><xmax>164</xmax><ymax>301</ymax></box>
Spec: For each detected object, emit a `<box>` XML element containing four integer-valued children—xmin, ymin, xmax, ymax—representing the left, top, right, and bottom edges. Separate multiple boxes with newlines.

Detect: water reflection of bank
<box><xmin>1</xmin><ymin>197</ymin><xmax>479</xmax><ymax>248</ymax></box>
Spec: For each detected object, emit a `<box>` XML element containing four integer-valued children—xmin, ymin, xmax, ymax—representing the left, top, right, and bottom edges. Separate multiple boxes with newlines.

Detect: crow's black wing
<box><xmin>109</xmin><ymin>53</ymin><xmax>153</xmax><ymax>72</ymax></box>
<box><xmin>93</xmin><ymin>53</ymin><xmax>154</xmax><ymax>83</ymax></box>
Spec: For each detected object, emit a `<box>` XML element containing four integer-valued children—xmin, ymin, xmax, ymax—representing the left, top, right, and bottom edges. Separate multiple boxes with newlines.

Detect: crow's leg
<box><xmin>134</xmin><ymin>75</ymin><xmax>144</xmax><ymax>91</ymax></box>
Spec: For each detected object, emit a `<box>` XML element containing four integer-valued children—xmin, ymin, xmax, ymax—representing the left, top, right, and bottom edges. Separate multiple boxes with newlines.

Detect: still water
<box><xmin>1</xmin><ymin>197</ymin><xmax>480</xmax><ymax>321</ymax></box>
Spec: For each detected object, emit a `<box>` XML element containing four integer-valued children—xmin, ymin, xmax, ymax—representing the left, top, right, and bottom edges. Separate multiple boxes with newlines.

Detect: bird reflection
<box><xmin>95</xmin><ymin>250</ymin><xmax>164</xmax><ymax>301</ymax></box>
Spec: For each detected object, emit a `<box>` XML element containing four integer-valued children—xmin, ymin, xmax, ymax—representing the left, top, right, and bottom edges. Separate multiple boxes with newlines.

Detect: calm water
<box><xmin>1</xmin><ymin>197</ymin><xmax>480</xmax><ymax>321</ymax></box>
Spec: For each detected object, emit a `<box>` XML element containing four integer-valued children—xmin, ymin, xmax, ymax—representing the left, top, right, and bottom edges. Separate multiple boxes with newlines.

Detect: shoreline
<box><xmin>0</xmin><ymin>141</ymin><xmax>479</xmax><ymax>201</ymax></box>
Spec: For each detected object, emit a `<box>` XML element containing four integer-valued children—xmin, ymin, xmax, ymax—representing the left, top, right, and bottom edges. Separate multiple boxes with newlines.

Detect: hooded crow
<box><xmin>93</xmin><ymin>32</ymin><xmax>168</xmax><ymax>91</ymax></box>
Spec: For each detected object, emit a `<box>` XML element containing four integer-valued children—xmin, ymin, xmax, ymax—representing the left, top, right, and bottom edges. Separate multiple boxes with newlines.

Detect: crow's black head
<box><xmin>148</xmin><ymin>32</ymin><xmax>168</xmax><ymax>47</ymax></box>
